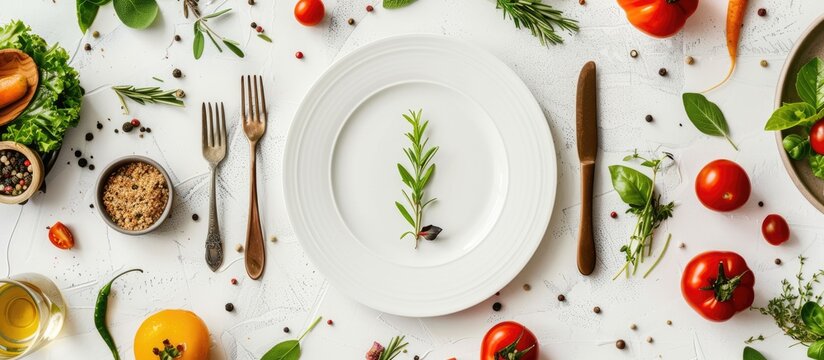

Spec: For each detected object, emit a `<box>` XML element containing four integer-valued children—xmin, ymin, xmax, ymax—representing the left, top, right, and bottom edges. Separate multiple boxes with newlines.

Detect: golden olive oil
<box><xmin>0</xmin><ymin>283</ymin><xmax>39</xmax><ymax>356</ymax></box>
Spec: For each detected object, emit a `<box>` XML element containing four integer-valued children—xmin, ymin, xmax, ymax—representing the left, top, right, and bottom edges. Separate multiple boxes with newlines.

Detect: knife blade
<box><xmin>576</xmin><ymin>61</ymin><xmax>597</xmax><ymax>276</ymax></box>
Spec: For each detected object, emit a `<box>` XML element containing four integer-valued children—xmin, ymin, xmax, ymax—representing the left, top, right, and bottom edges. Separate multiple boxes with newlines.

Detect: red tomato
<box><xmin>294</xmin><ymin>0</ymin><xmax>325</xmax><ymax>26</ymax></box>
<box><xmin>681</xmin><ymin>251</ymin><xmax>755</xmax><ymax>322</ymax></box>
<box><xmin>481</xmin><ymin>321</ymin><xmax>538</xmax><ymax>360</ymax></box>
<box><xmin>811</xmin><ymin>120</ymin><xmax>824</xmax><ymax>154</ymax></box>
<box><xmin>48</xmin><ymin>222</ymin><xmax>74</xmax><ymax>250</ymax></box>
<box><xmin>695</xmin><ymin>159</ymin><xmax>751</xmax><ymax>212</ymax></box>
<box><xmin>617</xmin><ymin>0</ymin><xmax>699</xmax><ymax>38</ymax></box>
<box><xmin>762</xmin><ymin>214</ymin><xmax>790</xmax><ymax>246</ymax></box>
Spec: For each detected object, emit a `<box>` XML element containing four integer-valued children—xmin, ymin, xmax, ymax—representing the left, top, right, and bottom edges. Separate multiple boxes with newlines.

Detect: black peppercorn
<box><xmin>557</xmin><ymin>294</ymin><xmax>566</xmax><ymax>302</ymax></box>
<box><xmin>174</xmin><ymin>35</ymin><xmax>181</xmax><ymax>41</ymax></box>
<box><xmin>225</xmin><ymin>303</ymin><xmax>234</xmax><ymax>312</ymax></box>
<box><xmin>757</xmin><ymin>8</ymin><xmax>766</xmax><ymax>16</ymax></box>
<box><xmin>645</xmin><ymin>114</ymin><xmax>653</xmax><ymax>123</ymax></box>
<box><xmin>251</xmin><ymin>22</ymin><xmax>258</xmax><ymax>28</ymax></box>
<box><xmin>593</xmin><ymin>306</ymin><xmax>601</xmax><ymax>314</ymax></box>
<box><xmin>114</xmin><ymin>129</ymin><xmax>119</xmax><ymax>134</ymax></box>
<box><xmin>96</xmin><ymin>121</ymin><xmax>103</xmax><ymax>130</ymax></box>
<box><xmin>775</xmin><ymin>258</ymin><xmax>782</xmax><ymax>265</ymax></box>
<box><xmin>616</xmin><ymin>340</ymin><xmax>626</xmax><ymax>350</ymax></box>
<box><xmin>758</xmin><ymin>201</ymin><xmax>764</xmax><ymax>207</ymax></box>
<box><xmin>122</xmin><ymin>122</ymin><xmax>134</xmax><ymax>132</ymax></box>
<box><xmin>192</xmin><ymin>213</ymin><xmax>199</xmax><ymax>221</ymax></box>
<box><xmin>146</xmin><ymin>127</ymin><xmax>152</xmax><ymax>133</ymax></box>
<box><xmin>89</xmin><ymin>164</ymin><xmax>95</xmax><ymax>171</ymax></box>
<box><xmin>414</xmin><ymin>356</ymin><xmax>420</xmax><ymax>360</ymax></box>
<box><xmin>283</xmin><ymin>327</ymin><xmax>290</xmax><ymax>333</ymax></box>
<box><xmin>172</xmin><ymin>68</ymin><xmax>182</xmax><ymax>78</ymax></box>
<box><xmin>348</xmin><ymin>18</ymin><xmax>355</xmax><ymax>25</ymax></box>
<box><xmin>658</xmin><ymin>68</ymin><xmax>668</xmax><ymax>76</ymax></box>
<box><xmin>85</xmin><ymin>132</ymin><xmax>94</xmax><ymax>141</ymax></box>
<box><xmin>84</xmin><ymin>43</ymin><xmax>91</xmax><ymax>51</ymax></box>
<box><xmin>492</xmin><ymin>302</ymin><xmax>502</xmax><ymax>311</ymax></box>
<box><xmin>78</xmin><ymin>158</ymin><xmax>88</xmax><ymax>168</ymax></box>
<box><xmin>74</xmin><ymin>150</ymin><xmax>82</xmax><ymax>158</ymax></box>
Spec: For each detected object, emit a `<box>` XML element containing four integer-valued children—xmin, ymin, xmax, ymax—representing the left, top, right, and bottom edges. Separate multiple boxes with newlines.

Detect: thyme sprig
<box><xmin>184</xmin><ymin>0</ymin><xmax>244</xmax><ymax>59</ymax></box>
<box><xmin>112</xmin><ymin>85</ymin><xmax>184</xmax><ymax>114</ymax></box>
<box><xmin>752</xmin><ymin>256</ymin><xmax>824</xmax><ymax>346</ymax></box>
<box><xmin>395</xmin><ymin>109</ymin><xmax>441</xmax><ymax>248</ymax></box>
<box><xmin>495</xmin><ymin>0</ymin><xmax>579</xmax><ymax>46</ymax></box>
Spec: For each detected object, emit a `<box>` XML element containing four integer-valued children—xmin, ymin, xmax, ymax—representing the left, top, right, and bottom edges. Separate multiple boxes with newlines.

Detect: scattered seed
<box><xmin>192</xmin><ymin>213</ymin><xmax>199</xmax><ymax>221</ymax></box>
<box><xmin>230</xmin><ymin>278</ymin><xmax>238</xmax><ymax>285</ymax></box>
<box><xmin>256</xmin><ymin>26</ymin><xmax>264</xmax><ymax>33</ymax></box>
<box><xmin>666</xmin><ymin>320</ymin><xmax>672</xmax><ymax>325</ymax></box>
<box><xmin>646</xmin><ymin>336</ymin><xmax>654</xmax><ymax>343</ymax></box>
<box><xmin>616</xmin><ymin>340</ymin><xmax>626</xmax><ymax>350</ymax></box>
<box><xmin>283</xmin><ymin>327</ymin><xmax>290</xmax><ymax>333</ymax></box>
<box><xmin>122</xmin><ymin>122</ymin><xmax>134</xmax><ymax>132</ymax></box>
<box><xmin>775</xmin><ymin>258</ymin><xmax>782</xmax><ymax>265</ymax></box>
<box><xmin>140</xmin><ymin>127</ymin><xmax>146</xmax><ymax>133</ymax></box>
<box><xmin>645</xmin><ymin>114</ymin><xmax>654</xmax><ymax>123</ymax></box>
<box><xmin>174</xmin><ymin>35</ymin><xmax>181</xmax><ymax>41</ymax></box>
<box><xmin>295</xmin><ymin>51</ymin><xmax>304</xmax><ymax>59</ymax></box>
<box><xmin>414</xmin><ymin>356</ymin><xmax>420</xmax><ymax>360</ymax></box>
<box><xmin>327</xmin><ymin>319</ymin><xmax>334</xmax><ymax>325</ymax></box>
<box><xmin>89</xmin><ymin>164</ymin><xmax>95</xmax><ymax>171</ymax></box>
<box><xmin>248</xmin><ymin>0</ymin><xmax>255</xmax><ymax>5</ymax></box>
<box><xmin>658</xmin><ymin>68</ymin><xmax>668</xmax><ymax>76</ymax></box>
<box><xmin>235</xmin><ymin>244</ymin><xmax>244</xmax><ymax>252</ymax></box>
<box><xmin>630</xmin><ymin>49</ymin><xmax>638</xmax><ymax>58</ymax></box>
<box><xmin>146</xmin><ymin>127</ymin><xmax>152</xmax><ymax>133</ymax></box>
<box><xmin>78</xmin><ymin>158</ymin><xmax>88</xmax><ymax>168</ymax></box>
<box><xmin>593</xmin><ymin>306</ymin><xmax>601</xmax><ymax>314</ymax></box>
<box><xmin>225</xmin><ymin>303</ymin><xmax>234</xmax><ymax>312</ymax></box>
<box><xmin>96</xmin><ymin>121</ymin><xmax>103</xmax><ymax>130</ymax></box>
<box><xmin>114</xmin><ymin>129</ymin><xmax>119</xmax><ymax>134</ymax></box>
<box><xmin>557</xmin><ymin>294</ymin><xmax>566</xmax><ymax>302</ymax></box>
<box><xmin>522</xmin><ymin>284</ymin><xmax>531</xmax><ymax>291</ymax></box>
<box><xmin>74</xmin><ymin>150</ymin><xmax>82</xmax><ymax>158</ymax></box>
<box><xmin>610</xmin><ymin>211</ymin><xmax>618</xmax><ymax>219</ymax></box>
<box><xmin>348</xmin><ymin>18</ymin><xmax>355</xmax><ymax>25</ymax></box>
<box><xmin>84</xmin><ymin>43</ymin><xmax>91</xmax><ymax>51</ymax></box>
<box><xmin>90</xmin><ymin>204</ymin><xmax>94</xmax><ymax>208</ymax></box>
<box><xmin>685</xmin><ymin>56</ymin><xmax>695</xmax><ymax>65</ymax></box>
<box><xmin>760</xmin><ymin>59</ymin><xmax>769</xmax><ymax>67</ymax></box>
<box><xmin>492</xmin><ymin>302</ymin><xmax>502</xmax><ymax>311</ymax></box>
<box><xmin>250</xmin><ymin>22</ymin><xmax>258</xmax><ymax>28</ymax></box>
<box><xmin>172</xmin><ymin>68</ymin><xmax>182</xmax><ymax>78</ymax></box>
<box><xmin>679</xmin><ymin>242</ymin><xmax>686</xmax><ymax>249</ymax></box>
<box><xmin>176</xmin><ymin>89</ymin><xmax>185</xmax><ymax>98</ymax></box>
<box><xmin>578</xmin><ymin>0</ymin><xmax>585</xmax><ymax>4</ymax></box>
<box><xmin>92</xmin><ymin>31</ymin><xmax>100</xmax><ymax>38</ymax></box>
<box><xmin>630</xmin><ymin>323</ymin><xmax>637</xmax><ymax>330</ymax></box>
<box><xmin>757</xmin><ymin>8</ymin><xmax>767</xmax><ymax>16</ymax></box>
<box><xmin>758</xmin><ymin>201</ymin><xmax>764</xmax><ymax>207</ymax></box>
<box><xmin>366</xmin><ymin>4</ymin><xmax>374</xmax><ymax>11</ymax></box>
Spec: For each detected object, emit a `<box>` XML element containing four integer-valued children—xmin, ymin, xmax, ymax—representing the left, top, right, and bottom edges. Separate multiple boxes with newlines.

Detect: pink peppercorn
<box><xmin>366</xmin><ymin>5</ymin><xmax>374</xmax><ymax>11</ymax></box>
<box><xmin>326</xmin><ymin>319</ymin><xmax>333</xmax><ymax>325</ymax></box>
<box><xmin>131</xmin><ymin>118</ymin><xmax>140</xmax><ymax>127</ymax></box>
<box><xmin>23</xmin><ymin>159</ymin><xmax>30</xmax><ymax>167</ymax></box>
<box><xmin>230</xmin><ymin>278</ymin><xmax>238</xmax><ymax>285</ymax></box>
<box><xmin>295</xmin><ymin>51</ymin><xmax>304</xmax><ymax>59</ymax></box>
<box><xmin>610</xmin><ymin>211</ymin><xmax>618</xmax><ymax>219</ymax></box>
<box><xmin>256</xmin><ymin>26</ymin><xmax>263</xmax><ymax>33</ymax></box>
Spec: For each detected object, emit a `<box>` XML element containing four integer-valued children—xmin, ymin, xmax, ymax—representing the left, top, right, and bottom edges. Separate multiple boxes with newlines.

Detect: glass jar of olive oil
<box><xmin>0</xmin><ymin>274</ymin><xmax>65</xmax><ymax>359</ymax></box>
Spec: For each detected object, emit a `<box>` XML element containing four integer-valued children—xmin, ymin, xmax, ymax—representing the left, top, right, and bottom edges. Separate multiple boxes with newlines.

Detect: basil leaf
<box><xmin>765</xmin><ymin>102</ymin><xmax>818</xmax><ymax>131</ymax></box>
<box><xmin>383</xmin><ymin>0</ymin><xmax>417</xmax><ymax>9</ymax></box>
<box><xmin>261</xmin><ymin>339</ymin><xmax>301</xmax><ymax>360</ymax></box>
<box><xmin>797</xmin><ymin>57</ymin><xmax>824</xmax><ymax>111</ymax></box>
<box><xmin>682</xmin><ymin>93</ymin><xmax>737</xmax><ymax>150</ymax></box>
<box><xmin>743</xmin><ymin>346</ymin><xmax>767</xmax><ymax>360</ymax></box>
<box><xmin>193</xmin><ymin>26</ymin><xmax>204</xmax><ymax>59</ymax></box>
<box><xmin>112</xmin><ymin>0</ymin><xmax>158</xmax><ymax>29</ymax></box>
<box><xmin>77</xmin><ymin>0</ymin><xmax>100</xmax><ymax>34</ymax></box>
<box><xmin>609</xmin><ymin>165</ymin><xmax>652</xmax><ymax>207</ymax></box>
<box><xmin>809</xmin><ymin>340</ymin><xmax>824</xmax><ymax>360</ymax></box>
<box><xmin>222</xmin><ymin>39</ymin><xmax>245</xmax><ymax>58</ymax></box>
<box><xmin>811</xmin><ymin>154</ymin><xmax>824</xmax><ymax>180</ymax></box>
<box><xmin>802</xmin><ymin>302</ymin><xmax>824</xmax><ymax>336</ymax></box>
<box><xmin>783</xmin><ymin>134</ymin><xmax>811</xmax><ymax>160</ymax></box>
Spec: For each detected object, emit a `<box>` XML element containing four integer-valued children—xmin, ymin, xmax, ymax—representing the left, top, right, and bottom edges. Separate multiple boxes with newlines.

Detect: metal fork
<box><xmin>202</xmin><ymin>102</ymin><xmax>227</xmax><ymax>272</ymax></box>
<box><xmin>241</xmin><ymin>75</ymin><xmax>267</xmax><ymax>280</ymax></box>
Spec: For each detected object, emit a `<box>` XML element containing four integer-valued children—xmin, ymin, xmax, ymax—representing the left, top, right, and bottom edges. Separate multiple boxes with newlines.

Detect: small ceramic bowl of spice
<box><xmin>94</xmin><ymin>155</ymin><xmax>174</xmax><ymax>235</ymax></box>
<box><xmin>0</xmin><ymin>141</ymin><xmax>44</xmax><ymax>205</ymax></box>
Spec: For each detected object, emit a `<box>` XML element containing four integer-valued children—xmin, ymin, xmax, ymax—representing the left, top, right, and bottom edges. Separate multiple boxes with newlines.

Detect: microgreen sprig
<box><xmin>112</xmin><ymin>85</ymin><xmax>184</xmax><ymax>114</ymax></box>
<box><xmin>395</xmin><ymin>109</ymin><xmax>441</xmax><ymax>248</ymax></box>
<box><xmin>185</xmin><ymin>1</ymin><xmax>244</xmax><ymax>59</ymax></box>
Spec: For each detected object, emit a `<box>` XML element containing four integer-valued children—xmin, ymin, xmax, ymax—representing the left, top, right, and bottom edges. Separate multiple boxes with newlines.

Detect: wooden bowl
<box><xmin>0</xmin><ymin>49</ymin><xmax>38</xmax><ymax>127</ymax></box>
<box><xmin>0</xmin><ymin>141</ymin><xmax>44</xmax><ymax>205</ymax></box>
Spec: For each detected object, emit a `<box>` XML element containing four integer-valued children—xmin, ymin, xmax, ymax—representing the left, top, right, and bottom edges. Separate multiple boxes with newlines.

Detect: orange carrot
<box><xmin>705</xmin><ymin>0</ymin><xmax>748</xmax><ymax>92</ymax></box>
<box><xmin>0</xmin><ymin>74</ymin><xmax>27</xmax><ymax>108</ymax></box>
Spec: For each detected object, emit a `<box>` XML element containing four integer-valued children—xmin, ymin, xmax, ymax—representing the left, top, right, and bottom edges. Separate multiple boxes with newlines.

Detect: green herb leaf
<box><xmin>203</xmin><ymin>8</ymin><xmax>232</xmax><ymax>19</ymax></box>
<box><xmin>258</xmin><ymin>33</ymin><xmax>273</xmax><ymax>42</ymax></box>
<box><xmin>797</xmin><ymin>57</ymin><xmax>824</xmax><ymax>111</ymax></box>
<box><xmin>261</xmin><ymin>340</ymin><xmax>300</xmax><ymax>360</ymax></box>
<box><xmin>495</xmin><ymin>0</ymin><xmax>578</xmax><ymax>46</ymax></box>
<box><xmin>193</xmin><ymin>26</ymin><xmax>204</xmax><ymax>59</ymax></box>
<box><xmin>810</xmin><ymin>154</ymin><xmax>824</xmax><ymax>180</ymax></box>
<box><xmin>396</xmin><ymin>109</ymin><xmax>440</xmax><ymax>247</ymax></box>
<box><xmin>395</xmin><ymin>202</ymin><xmax>415</xmax><ymax>227</ymax></box>
<box><xmin>809</xmin><ymin>340</ymin><xmax>824</xmax><ymax>360</ymax></box>
<box><xmin>743</xmin><ymin>346</ymin><xmax>767</xmax><ymax>360</ymax></box>
<box><xmin>783</xmin><ymin>134</ymin><xmax>811</xmax><ymax>160</ymax></box>
<box><xmin>802</xmin><ymin>302</ymin><xmax>824</xmax><ymax>336</ymax></box>
<box><xmin>112</xmin><ymin>0</ymin><xmax>158</xmax><ymax>29</ymax></box>
<box><xmin>608</xmin><ymin>165</ymin><xmax>652</xmax><ymax>207</ymax></box>
<box><xmin>383</xmin><ymin>0</ymin><xmax>416</xmax><ymax>9</ymax></box>
<box><xmin>77</xmin><ymin>0</ymin><xmax>100</xmax><ymax>33</ymax></box>
<box><xmin>765</xmin><ymin>102</ymin><xmax>819</xmax><ymax>131</ymax></box>
<box><xmin>223</xmin><ymin>39</ymin><xmax>244</xmax><ymax>58</ymax></box>
<box><xmin>682</xmin><ymin>93</ymin><xmax>738</xmax><ymax>150</ymax></box>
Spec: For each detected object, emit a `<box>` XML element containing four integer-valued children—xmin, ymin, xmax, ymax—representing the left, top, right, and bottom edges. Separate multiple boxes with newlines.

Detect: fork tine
<box><xmin>201</xmin><ymin>102</ymin><xmax>207</xmax><ymax>147</ymax></box>
<box><xmin>240</xmin><ymin>76</ymin><xmax>246</xmax><ymax>122</ymax></box>
<box><xmin>220</xmin><ymin>102</ymin><xmax>227</xmax><ymax>148</ymax></box>
<box><xmin>248</xmin><ymin>75</ymin><xmax>255</xmax><ymax>123</ymax></box>
<box><xmin>208</xmin><ymin>102</ymin><xmax>215</xmax><ymax>147</ymax></box>
<box><xmin>258</xmin><ymin>75</ymin><xmax>267</xmax><ymax>121</ymax></box>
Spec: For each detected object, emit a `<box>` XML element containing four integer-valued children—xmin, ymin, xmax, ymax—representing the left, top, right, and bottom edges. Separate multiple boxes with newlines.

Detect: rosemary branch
<box><xmin>496</xmin><ymin>0</ymin><xmax>579</xmax><ymax>46</ymax></box>
<box><xmin>395</xmin><ymin>109</ymin><xmax>440</xmax><ymax>248</ymax></box>
<box><xmin>112</xmin><ymin>85</ymin><xmax>184</xmax><ymax>114</ymax></box>
<box><xmin>378</xmin><ymin>336</ymin><xmax>408</xmax><ymax>360</ymax></box>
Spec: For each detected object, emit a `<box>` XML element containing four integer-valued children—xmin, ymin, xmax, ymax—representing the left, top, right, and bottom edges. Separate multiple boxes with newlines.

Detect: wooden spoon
<box><xmin>0</xmin><ymin>49</ymin><xmax>38</xmax><ymax>127</ymax></box>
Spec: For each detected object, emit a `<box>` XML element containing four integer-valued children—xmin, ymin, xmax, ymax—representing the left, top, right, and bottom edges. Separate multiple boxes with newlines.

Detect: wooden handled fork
<box><xmin>241</xmin><ymin>75</ymin><xmax>267</xmax><ymax>280</ymax></box>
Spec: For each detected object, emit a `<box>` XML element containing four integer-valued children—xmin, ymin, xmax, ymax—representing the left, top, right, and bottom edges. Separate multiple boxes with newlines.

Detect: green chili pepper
<box><xmin>95</xmin><ymin>268</ymin><xmax>143</xmax><ymax>360</ymax></box>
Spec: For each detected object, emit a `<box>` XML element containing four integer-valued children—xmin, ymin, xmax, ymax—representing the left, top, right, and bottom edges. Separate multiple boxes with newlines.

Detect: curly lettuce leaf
<box><xmin>0</xmin><ymin>20</ymin><xmax>83</xmax><ymax>152</ymax></box>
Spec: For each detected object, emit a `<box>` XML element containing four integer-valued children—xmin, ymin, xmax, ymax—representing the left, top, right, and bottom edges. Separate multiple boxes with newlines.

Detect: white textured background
<box><xmin>2</xmin><ymin>0</ymin><xmax>824</xmax><ymax>359</ymax></box>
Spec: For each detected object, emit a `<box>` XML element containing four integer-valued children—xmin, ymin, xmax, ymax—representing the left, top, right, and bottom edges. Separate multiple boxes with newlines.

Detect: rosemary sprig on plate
<box><xmin>395</xmin><ymin>109</ymin><xmax>441</xmax><ymax>248</ymax></box>
<box><xmin>112</xmin><ymin>85</ymin><xmax>184</xmax><ymax>114</ymax></box>
<box><xmin>184</xmin><ymin>0</ymin><xmax>244</xmax><ymax>59</ymax></box>
<box><xmin>495</xmin><ymin>0</ymin><xmax>579</xmax><ymax>46</ymax></box>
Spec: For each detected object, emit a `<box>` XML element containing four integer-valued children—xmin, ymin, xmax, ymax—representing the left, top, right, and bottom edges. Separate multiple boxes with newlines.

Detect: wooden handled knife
<box><xmin>576</xmin><ymin>61</ymin><xmax>597</xmax><ymax>276</ymax></box>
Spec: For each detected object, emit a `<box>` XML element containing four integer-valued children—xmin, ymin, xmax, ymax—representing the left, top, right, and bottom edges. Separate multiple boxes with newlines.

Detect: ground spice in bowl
<box><xmin>101</xmin><ymin>161</ymin><xmax>170</xmax><ymax>231</ymax></box>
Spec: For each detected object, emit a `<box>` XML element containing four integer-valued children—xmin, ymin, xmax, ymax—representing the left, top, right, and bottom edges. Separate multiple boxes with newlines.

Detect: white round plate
<box><xmin>284</xmin><ymin>35</ymin><xmax>557</xmax><ymax>317</ymax></box>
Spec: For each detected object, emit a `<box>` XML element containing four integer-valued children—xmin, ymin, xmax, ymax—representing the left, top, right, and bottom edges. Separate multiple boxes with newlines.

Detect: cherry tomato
<box><xmin>481</xmin><ymin>321</ymin><xmax>538</xmax><ymax>360</ymax></box>
<box><xmin>48</xmin><ymin>222</ymin><xmax>74</xmax><ymax>250</ymax></box>
<box><xmin>695</xmin><ymin>159</ymin><xmax>751</xmax><ymax>212</ymax></box>
<box><xmin>811</xmin><ymin>120</ymin><xmax>824</xmax><ymax>154</ymax></box>
<box><xmin>681</xmin><ymin>251</ymin><xmax>755</xmax><ymax>322</ymax></box>
<box><xmin>294</xmin><ymin>0</ymin><xmax>325</xmax><ymax>26</ymax></box>
<box><xmin>762</xmin><ymin>214</ymin><xmax>790</xmax><ymax>246</ymax></box>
